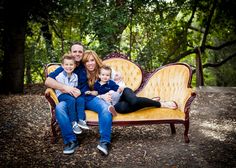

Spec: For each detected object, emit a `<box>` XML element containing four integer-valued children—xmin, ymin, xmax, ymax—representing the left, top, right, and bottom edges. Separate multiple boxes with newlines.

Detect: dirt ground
<box><xmin>0</xmin><ymin>85</ymin><xmax>236</xmax><ymax>168</ymax></box>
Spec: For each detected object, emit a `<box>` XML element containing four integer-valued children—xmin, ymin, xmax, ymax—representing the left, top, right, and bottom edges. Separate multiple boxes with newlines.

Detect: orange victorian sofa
<box><xmin>45</xmin><ymin>52</ymin><xmax>196</xmax><ymax>144</ymax></box>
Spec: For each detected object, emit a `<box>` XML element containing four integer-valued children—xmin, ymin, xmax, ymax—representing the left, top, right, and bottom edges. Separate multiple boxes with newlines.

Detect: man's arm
<box><xmin>45</xmin><ymin>77</ymin><xmax>80</xmax><ymax>96</ymax></box>
<box><xmin>45</xmin><ymin>66</ymin><xmax>81</xmax><ymax>96</ymax></box>
<box><xmin>45</xmin><ymin>77</ymin><xmax>66</xmax><ymax>92</ymax></box>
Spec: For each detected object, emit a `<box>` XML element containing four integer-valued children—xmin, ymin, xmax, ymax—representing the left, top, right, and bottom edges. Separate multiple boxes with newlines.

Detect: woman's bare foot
<box><xmin>152</xmin><ymin>96</ymin><xmax>161</xmax><ymax>102</ymax></box>
<box><xmin>160</xmin><ymin>101</ymin><xmax>178</xmax><ymax>109</ymax></box>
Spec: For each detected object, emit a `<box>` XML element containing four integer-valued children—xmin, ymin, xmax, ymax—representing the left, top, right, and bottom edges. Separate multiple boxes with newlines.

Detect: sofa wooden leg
<box><xmin>184</xmin><ymin>120</ymin><xmax>190</xmax><ymax>143</ymax></box>
<box><xmin>50</xmin><ymin>135</ymin><xmax>57</xmax><ymax>144</ymax></box>
<box><xmin>170</xmin><ymin>123</ymin><xmax>176</xmax><ymax>134</ymax></box>
<box><xmin>50</xmin><ymin>119</ymin><xmax>58</xmax><ymax>144</ymax></box>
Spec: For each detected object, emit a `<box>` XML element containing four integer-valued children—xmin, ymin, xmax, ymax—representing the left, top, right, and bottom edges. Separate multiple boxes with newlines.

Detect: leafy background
<box><xmin>0</xmin><ymin>0</ymin><xmax>236</xmax><ymax>93</ymax></box>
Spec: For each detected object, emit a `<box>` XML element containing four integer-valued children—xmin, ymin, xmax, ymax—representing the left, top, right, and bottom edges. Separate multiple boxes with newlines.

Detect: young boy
<box><xmin>55</xmin><ymin>54</ymin><xmax>89</xmax><ymax>134</ymax></box>
<box><xmin>93</xmin><ymin>65</ymin><xmax>124</xmax><ymax>116</ymax></box>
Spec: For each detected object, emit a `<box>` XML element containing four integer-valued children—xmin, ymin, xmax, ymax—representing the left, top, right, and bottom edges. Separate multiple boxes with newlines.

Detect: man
<box><xmin>45</xmin><ymin>42</ymin><xmax>112</xmax><ymax>155</ymax></box>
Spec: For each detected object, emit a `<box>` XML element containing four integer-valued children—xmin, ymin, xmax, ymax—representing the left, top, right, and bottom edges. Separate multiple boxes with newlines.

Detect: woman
<box><xmin>82</xmin><ymin>50</ymin><xmax>177</xmax><ymax>114</ymax></box>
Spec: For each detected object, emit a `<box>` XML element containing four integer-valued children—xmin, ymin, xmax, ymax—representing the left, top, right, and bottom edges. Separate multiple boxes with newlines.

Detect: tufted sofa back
<box><xmin>103</xmin><ymin>58</ymin><xmax>143</xmax><ymax>91</ymax></box>
<box><xmin>136</xmin><ymin>63</ymin><xmax>193</xmax><ymax>112</ymax></box>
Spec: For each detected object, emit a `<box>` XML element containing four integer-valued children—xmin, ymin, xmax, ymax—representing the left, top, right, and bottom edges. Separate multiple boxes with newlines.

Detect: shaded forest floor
<box><xmin>0</xmin><ymin>84</ymin><xmax>236</xmax><ymax>168</ymax></box>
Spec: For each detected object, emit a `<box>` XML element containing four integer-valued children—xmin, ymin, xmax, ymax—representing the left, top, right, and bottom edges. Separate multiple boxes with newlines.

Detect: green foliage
<box><xmin>16</xmin><ymin>0</ymin><xmax>236</xmax><ymax>86</ymax></box>
<box><xmin>203</xmin><ymin>68</ymin><xmax>217</xmax><ymax>86</ymax></box>
<box><xmin>215</xmin><ymin>60</ymin><xmax>236</xmax><ymax>86</ymax></box>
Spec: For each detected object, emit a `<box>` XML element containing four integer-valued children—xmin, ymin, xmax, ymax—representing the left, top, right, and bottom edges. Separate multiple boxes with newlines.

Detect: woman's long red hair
<box><xmin>82</xmin><ymin>50</ymin><xmax>103</xmax><ymax>90</ymax></box>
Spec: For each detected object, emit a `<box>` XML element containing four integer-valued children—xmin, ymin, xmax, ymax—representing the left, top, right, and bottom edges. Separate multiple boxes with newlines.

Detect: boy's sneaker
<box><xmin>63</xmin><ymin>140</ymin><xmax>79</xmax><ymax>154</ymax></box>
<box><xmin>72</xmin><ymin>121</ymin><xmax>82</xmax><ymax>134</ymax></box>
<box><xmin>77</xmin><ymin>120</ymin><xmax>89</xmax><ymax>130</ymax></box>
<box><xmin>108</xmin><ymin>105</ymin><xmax>118</xmax><ymax>116</ymax></box>
<box><xmin>97</xmin><ymin>142</ymin><xmax>109</xmax><ymax>156</ymax></box>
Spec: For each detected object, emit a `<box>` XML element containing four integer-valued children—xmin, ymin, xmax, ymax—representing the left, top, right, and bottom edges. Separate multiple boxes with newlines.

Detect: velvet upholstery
<box><xmin>136</xmin><ymin>63</ymin><xmax>193</xmax><ymax>113</ymax></box>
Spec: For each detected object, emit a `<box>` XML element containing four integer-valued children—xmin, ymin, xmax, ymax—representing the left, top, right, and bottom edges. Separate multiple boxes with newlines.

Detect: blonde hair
<box><xmin>82</xmin><ymin>50</ymin><xmax>103</xmax><ymax>89</ymax></box>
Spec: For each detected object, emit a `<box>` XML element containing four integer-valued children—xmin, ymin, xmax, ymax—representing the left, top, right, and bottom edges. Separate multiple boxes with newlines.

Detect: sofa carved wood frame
<box><xmin>45</xmin><ymin>52</ymin><xmax>196</xmax><ymax>144</ymax></box>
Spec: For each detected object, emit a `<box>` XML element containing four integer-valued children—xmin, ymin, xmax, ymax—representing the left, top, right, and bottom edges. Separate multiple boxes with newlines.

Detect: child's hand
<box><xmin>118</xmin><ymin>86</ymin><xmax>124</xmax><ymax>93</ymax></box>
<box><xmin>85</xmin><ymin>90</ymin><xmax>98</xmax><ymax>96</ymax></box>
<box><xmin>64</xmin><ymin>86</ymin><xmax>80</xmax><ymax>96</ymax></box>
<box><xmin>85</xmin><ymin>91</ymin><xmax>91</xmax><ymax>95</ymax></box>
<box><xmin>90</xmin><ymin>91</ymin><xmax>98</xmax><ymax>96</ymax></box>
<box><xmin>101</xmin><ymin>93</ymin><xmax>112</xmax><ymax>103</ymax></box>
<box><xmin>73</xmin><ymin>89</ymin><xmax>81</xmax><ymax>97</ymax></box>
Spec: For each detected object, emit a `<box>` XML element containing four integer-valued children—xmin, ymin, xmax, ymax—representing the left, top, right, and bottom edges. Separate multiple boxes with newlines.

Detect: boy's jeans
<box><xmin>58</xmin><ymin>94</ymin><xmax>85</xmax><ymax>122</ymax></box>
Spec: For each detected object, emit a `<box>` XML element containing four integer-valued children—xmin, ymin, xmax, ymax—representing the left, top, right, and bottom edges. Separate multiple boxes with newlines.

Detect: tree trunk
<box><xmin>41</xmin><ymin>20</ymin><xmax>54</xmax><ymax>62</ymax></box>
<box><xmin>26</xmin><ymin>63</ymin><xmax>32</xmax><ymax>84</ymax></box>
<box><xmin>196</xmin><ymin>47</ymin><xmax>204</xmax><ymax>86</ymax></box>
<box><xmin>0</xmin><ymin>1</ymin><xmax>28</xmax><ymax>94</ymax></box>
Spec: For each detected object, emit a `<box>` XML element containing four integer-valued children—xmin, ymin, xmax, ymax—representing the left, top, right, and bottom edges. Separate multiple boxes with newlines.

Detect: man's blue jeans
<box><xmin>55</xmin><ymin>96</ymin><xmax>112</xmax><ymax>145</ymax></box>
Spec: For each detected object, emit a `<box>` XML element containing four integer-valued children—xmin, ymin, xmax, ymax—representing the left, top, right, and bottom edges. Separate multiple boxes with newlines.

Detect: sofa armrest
<box><xmin>176</xmin><ymin>88</ymin><xmax>196</xmax><ymax>113</ymax></box>
<box><xmin>45</xmin><ymin>88</ymin><xmax>59</xmax><ymax>109</ymax></box>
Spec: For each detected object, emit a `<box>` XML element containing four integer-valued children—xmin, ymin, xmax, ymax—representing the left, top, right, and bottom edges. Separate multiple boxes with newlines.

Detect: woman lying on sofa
<box><xmin>82</xmin><ymin>50</ymin><xmax>178</xmax><ymax>114</ymax></box>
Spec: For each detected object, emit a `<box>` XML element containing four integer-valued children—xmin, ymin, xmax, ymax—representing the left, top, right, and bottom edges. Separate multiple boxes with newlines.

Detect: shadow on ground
<box><xmin>0</xmin><ymin>86</ymin><xmax>235</xmax><ymax>167</ymax></box>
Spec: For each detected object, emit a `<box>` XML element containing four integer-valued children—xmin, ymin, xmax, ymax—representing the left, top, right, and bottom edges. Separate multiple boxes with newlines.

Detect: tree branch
<box><xmin>165</xmin><ymin>38</ymin><xmax>236</xmax><ymax>65</ymax></box>
<box><xmin>166</xmin><ymin>48</ymin><xmax>197</xmax><ymax>64</ymax></box>
<box><xmin>192</xmin><ymin>52</ymin><xmax>236</xmax><ymax>73</ymax></box>
<box><xmin>200</xmin><ymin>0</ymin><xmax>217</xmax><ymax>50</ymax></box>
<box><xmin>189</xmin><ymin>26</ymin><xmax>205</xmax><ymax>33</ymax></box>
<box><xmin>203</xmin><ymin>52</ymin><xmax>236</xmax><ymax>68</ymax></box>
<box><xmin>164</xmin><ymin>0</ymin><xmax>198</xmax><ymax>64</ymax></box>
<box><xmin>205</xmin><ymin>39</ymin><xmax>236</xmax><ymax>50</ymax></box>
<box><xmin>49</xmin><ymin>18</ymin><xmax>62</xmax><ymax>39</ymax></box>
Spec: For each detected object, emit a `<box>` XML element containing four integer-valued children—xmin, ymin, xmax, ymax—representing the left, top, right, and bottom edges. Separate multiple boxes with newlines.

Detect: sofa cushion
<box><xmin>85</xmin><ymin>108</ymin><xmax>185</xmax><ymax>124</ymax></box>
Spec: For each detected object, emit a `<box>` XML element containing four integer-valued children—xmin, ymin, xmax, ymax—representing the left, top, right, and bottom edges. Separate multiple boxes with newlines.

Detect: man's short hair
<box><xmin>70</xmin><ymin>42</ymin><xmax>84</xmax><ymax>50</ymax></box>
